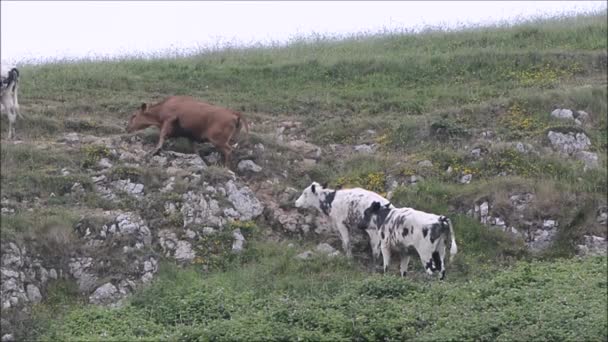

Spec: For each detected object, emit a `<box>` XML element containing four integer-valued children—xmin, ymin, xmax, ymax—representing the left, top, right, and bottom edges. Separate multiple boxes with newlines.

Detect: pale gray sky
<box><xmin>1</xmin><ymin>1</ymin><xmax>606</xmax><ymax>65</ymax></box>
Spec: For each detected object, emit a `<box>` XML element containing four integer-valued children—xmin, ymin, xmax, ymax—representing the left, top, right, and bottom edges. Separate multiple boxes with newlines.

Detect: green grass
<box><xmin>36</xmin><ymin>244</ymin><xmax>607</xmax><ymax>341</ymax></box>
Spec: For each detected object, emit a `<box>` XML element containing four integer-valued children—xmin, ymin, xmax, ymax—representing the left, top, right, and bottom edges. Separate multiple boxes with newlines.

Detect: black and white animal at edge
<box><xmin>358</xmin><ymin>201</ymin><xmax>458</xmax><ymax>280</ymax></box>
<box><xmin>295</xmin><ymin>181</ymin><xmax>393</xmax><ymax>262</ymax></box>
<box><xmin>1</xmin><ymin>66</ymin><xmax>22</xmax><ymax>140</ymax></box>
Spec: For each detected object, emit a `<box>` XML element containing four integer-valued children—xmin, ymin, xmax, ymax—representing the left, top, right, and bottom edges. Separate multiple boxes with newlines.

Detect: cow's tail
<box><xmin>234</xmin><ymin>111</ymin><xmax>250</xmax><ymax>143</ymax></box>
<box><xmin>441</xmin><ymin>216</ymin><xmax>458</xmax><ymax>257</ymax></box>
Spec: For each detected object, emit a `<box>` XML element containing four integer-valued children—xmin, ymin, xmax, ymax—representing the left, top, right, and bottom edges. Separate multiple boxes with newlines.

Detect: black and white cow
<box><xmin>358</xmin><ymin>201</ymin><xmax>458</xmax><ymax>280</ymax></box>
<box><xmin>295</xmin><ymin>182</ymin><xmax>393</xmax><ymax>261</ymax></box>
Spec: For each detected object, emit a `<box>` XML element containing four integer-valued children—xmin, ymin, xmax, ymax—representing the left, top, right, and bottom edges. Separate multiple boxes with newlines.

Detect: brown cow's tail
<box><xmin>234</xmin><ymin>111</ymin><xmax>250</xmax><ymax>144</ymax></box>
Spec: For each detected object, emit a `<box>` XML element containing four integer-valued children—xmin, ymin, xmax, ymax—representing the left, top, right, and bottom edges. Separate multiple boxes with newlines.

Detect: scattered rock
<box><xmin>25</xmin><ymin>284</ymin><xmax>42</xmax><ymax>303</ymax></box>
<box><xmin>89</xmin><ymin>282</ymin><xmax>119</xmax><ymax>305</ymax></box>
<box><xmin>543</xmin><ymin>220</ymin><xmax>558</xmax><ymax>230</ymax></box>
<box><xmin>287</xmin><ymin>140</ymin><xmax>322</xmax><ymax>159</ymax></box>
<box><xmin>547</xmin><ymin>131</ymin><xmax>591</xmax><ymax>155</ymax></box>
<box><xmin>174</xmin><ymin>241</ymin><xmax>196</xmax><ymax>262</ymax></box>
<box><xmin>295</xmin><ymin>251</ymin><xmax>314</xmax><ymax>260</ymax></box>
<box><xmin>225</xmin><ymin>180</ymin><xmax>263</xmax><ymax>221</ymax></box>
<box><xmin>574</xmin><ymin>151</ymin><xmax>599</xmax><ymax>171</ymax></box>
<box><xmin>460</xmin><ymin>174</ymin><xmax>472</xmax><ymax>184</ymax></box>
<box><xmin>470</xmin><ymin>148</ymin><xmax>482</xmax><ymax>158</ymax></box>
<box><xmin>418</xmin><ymin>160</ymin><xmax>433</xmax><ymax>168</ymax></box>
<box><xmin>597</xmin><ymin>206</ymin><xmax>608</xmax><ymax>225</ymax></box>
<box><xmin>237</xmin><ymin>160</ymin><xmax>262</xmax><ymax>173</ymax></box>
<box><xmin>354</xmin><ymin>144</ymin><xmax>376</xmax><ymax>154</ymax></box>
<box><xmin>576</xmin><ymin>235</ymin><xmax>607</xmax><ymax>257</ymax></box>
<box><xmin>232</xmin><ymin>229</ymin><xmax>245</xmax><ymax>253</ymax></box>
<box><xmin>60</xmin><ymin>132</ymin><xmax>80</xmax><ymax>144</ymax></box>
<box><xmin>575</xmin><ymin>110</ymin><xmax>589</xmax><ymax>121</ymax></box>
<box><xmin>315</xmin><ymin>243</ymin><xmax>336</xmax><ymax>255</ymax></box>
<box><xmin>1</xmin><ymin>334</ymin><xmax>14</xmax><ymax>342</ymax></box>
<box><xmin>550</xmin><ymin>108</ymin><xmax>574</xmax><ymax>120</ymax></box>
<box><xmin>97</xmin><ymin>158</ymin><xmax>113</xmax><ymax>169</ymax></box>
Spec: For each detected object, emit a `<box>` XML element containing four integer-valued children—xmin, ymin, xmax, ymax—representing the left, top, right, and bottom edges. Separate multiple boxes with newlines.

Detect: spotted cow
<box><xmin>358</xmin><ymin>201</ymin><xmax>458</xmax><ymax>280</ymax></box>
<box><xmin>295</xmin><ymin>182</ymin><xmax>393</xmax><ymax>261</ymax></box>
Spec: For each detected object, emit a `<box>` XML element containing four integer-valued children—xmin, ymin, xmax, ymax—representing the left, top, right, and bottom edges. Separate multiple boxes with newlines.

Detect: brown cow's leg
<box><xmin>151</xmin><ymin>118</ymin><xmax>175</xmax><ymax>156</ymax></box>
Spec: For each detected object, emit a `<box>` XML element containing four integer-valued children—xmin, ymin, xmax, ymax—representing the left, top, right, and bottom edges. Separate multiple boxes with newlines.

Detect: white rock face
<box><xmin>238</xmin><ymin>160</ymin><xmax>262</xmax><ymax>173</ymax></box>
<box><xmin>315</xmin><ymin>243</ymin><xmax>336</xmax><ymax>255</ymax></box>
<box><xmin>550</xmin><ymin>108</ymin><xmax>574</xmax><ymax>120</ymax></box>
<box><xmin>547</xmin><ymin>131</ymin><xmax>591</xmax><ymax>155</ymax></box>
<box><xmin>89</xmin><ymin>283</ymin><xmax>118</xmax><ymax>305</ymax></box>
<box><xmin>225</xmin><ymin>180</ymin><xmax>263</xmax><ymax>221</ymax></box>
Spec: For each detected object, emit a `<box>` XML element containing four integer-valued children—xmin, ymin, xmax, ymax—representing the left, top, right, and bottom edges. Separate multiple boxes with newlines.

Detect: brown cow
<box><xmin>126</xmin><ymin>96</ymin><xmax>248</xmax><ymax>166</ymax></box>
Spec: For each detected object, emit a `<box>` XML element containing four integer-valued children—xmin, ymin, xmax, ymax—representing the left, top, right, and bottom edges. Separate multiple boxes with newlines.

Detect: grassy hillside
<box><xmin>1</xmin><ymin>13</ymin><xmax>607</xmax><ymax>341</ymax></box>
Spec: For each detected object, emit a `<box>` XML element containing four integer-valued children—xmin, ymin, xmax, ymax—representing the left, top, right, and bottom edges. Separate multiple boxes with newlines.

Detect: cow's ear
<box><xmin>322</xmin><ymin>182</ymin><xmax>328</xmax><ymax>189</ymax></box>
<box><xmin>140</xmin><ymin>103</ymin><xmax>147</xmax><ymax>112</ymax></box>
<box><xmin>371</xmin><ymin>201</ymin><xmax>381</xmax><ymax>212</ymax></box>
<box><xmin>311</xmin><ymin>184</ymin><xmax>316</xmax><ymax>194</ymax></box>
<box><xmin>384</xmin><ymin>202</ymin><xmax>392</xmax><ymax>209</ymax></box>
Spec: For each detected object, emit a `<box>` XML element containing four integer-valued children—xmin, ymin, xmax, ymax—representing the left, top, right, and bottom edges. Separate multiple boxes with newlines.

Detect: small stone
<box><xmin>470</xmin><ymin>148</ymin><xmax>481</xmax><ymax>158</ymax></box>
<box><xmin>418</xmin><ymin>160</ymin><xmax>433</xmax><ymax>168</ymax></box>
<box><xmin>575</xmin><ymin>110</ymin><xmax>589</xmax><ymax>121</ymax></box>
<box><xmin>97</xmin><ymin>158</ymin><xmax>113</xmax><ymax>169</ymax></box>
<box><xmin>543</xmin><ymin>220</ymin><xmax>558</xmax><ymax>229</ymax></box>
<box><xmin>460</xmin><ymin>174</ymin><xmax>472</xmax><ymax>184</ymax></box>
<box><xmin>1</xmin><ymin>334</ymin><xmax>15</xmax><ymax>342</ymax></box>
<box><xmin>237</xmin><ymin>160</ymin><xmax>262</xmax><ymax>173</ymax></box>
<box><xmin>89</xmin><ymin>283</ymin><xmax>118</xmax><ymax>305</ymax></box>
<box><xmin>184</xmin><ymin>229</ymin><xmax>197</xmax><ymax>239</ymax></box>
<box><xmin>315</xmin><ymin>243</ymin><xmax>336</xmax><ymax>255</ymax></box>
<box><xmin>354</xmin><ymin>144</ymin><xmax>375</xmax><ymax>154</ymax></box>
<box><xmin>232</xmin><ymin>229</ymin><xmax>245</xmax><ymax>253</ymax></box>
<box><xmin>575</xmin><ymin>151</ymin><xmax>599</xmax><ymax>171</ymax></box>
<box><xmin>202</xmin><ymin>227</ymin><xmax>216</xmax><ymax>235</ymax></box>
<box><xmin>551</xmin><ymin>108</ymin><xmax>574</xmax><ymax>120</ymax></box>
<box><xmin>295</xmin><ymin>251</ymin><xmax>313</xmax><ymax>260</ymax></box>
<box><xmin>174</xmin><ymin>241</ymin><xmax>195</xmax><ymax>261</ymax></box>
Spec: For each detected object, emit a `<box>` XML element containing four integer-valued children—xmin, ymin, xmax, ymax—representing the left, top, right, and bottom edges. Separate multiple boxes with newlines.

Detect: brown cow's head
<box><xmin>126</xmin><ymin>103</ymin><xmax>156</xmax><ymax>133</ymax></box>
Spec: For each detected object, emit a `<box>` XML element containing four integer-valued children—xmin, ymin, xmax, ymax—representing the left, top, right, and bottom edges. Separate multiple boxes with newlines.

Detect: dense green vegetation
<box><xmin>2</xmin><ymin>12</ymin><xmax>607</xmax><ymax>341</ymax></box>
<box><xmin>34</xmin><ymin>244</ymin><xmax>607</xmax><ymax>341</ymax></box>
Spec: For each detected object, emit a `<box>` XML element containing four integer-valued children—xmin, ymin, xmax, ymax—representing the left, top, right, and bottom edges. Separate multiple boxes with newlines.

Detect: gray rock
<box><xmin>238</xmin><ymin>160</ymin><xmax>262</xmax><ymax>173</ymax></box>
<box><xmin>26</xmin><ymin>284</ymin><xmax>42</xmax><ymax>303</ymax></box>
<box><xmin>61</xmin><ymin>132</ymin><xmax>80</xmax><ymax>144</ymax></box>
<box><xmin>575</xmin><ymin>110</ymin><xmax>589</xmax><ymax>121</ymax></box>
<box><xmin>418</xmin><ymin>160</ymin><xmax>433</xmax><ymax>168</ymax></box>
<box><xmin>574</xmin><ymin>151</ymin><xmax>599</xmax><ymax>171</ymax></box>
<box><xmin>295</xmin><ymin>251</ymin><xmax>314</xmax><ymax>260</ymax></box>
<box><xmin>576</xmin><ymin>235</ymin><xmax>607</xmax><ymax>257</ymax></box>
<box><xmin>543</xmin><ymin>220</ymin><xmax>558</xmax><ymax>230</ymax></box>
<box><xmin>232</xmin><ymin>229</ymin><xmax>245</xmax><ymax>253</ymax></box>
<box><xmin>89</xmin><ymin>283</ymin><xmax>118</xmax><ymax>305</ymax></box>
<box><xmin>550</xmin><ymin>108</ymin><xmax>574</xmax><ymax>120</ymax></box>
<box><xmin>202</xmin><ymin>227</ymin><xmax>216</xmax><ymax>235</ymax></box>
<box><xmin>527</xmin><ymin>229</ymin><xmax>557</xmax><ymax>252</ymax></box>
<box><xmin>460</xmin><ymin>174</ymin><xmax>472</xmax><ymax>184</ymax></box>
<box><xmin>203</xmin><ymin>152</ymin><xmax>221</xmax><ymax>165</ymax></box>
<box><xmin>315</xmin><ymin>243</ymin><xmax>336</xmax><ymax>255</ymax></box>
<box><xmin>1</xmin><ymin>334</ymin><xmax>14</xmax><ymax>342</ymax></box>
<box><xmin>287</xmin><ymin>140</ymin><xmax>322</xmax><ymax>159</ymax></box>
<box><xmin>225</xmin><ymin>180</ymin><xmax>263</xmax><ymax>221</ymax></box>
<box><xmin>547</xmin><ymin>131</ymin><xmax>591</xmax><ymax>155</ymax></box>
<box><xmin>354</xmin><ymin>144</ymin><xmax>375</xmax><ymax>154</ymax></box>
<box><xmin>470</xmin><ymin>148</ymin><xmax>481</xmax><ymax>158</ymax></box>
<box><xmin>97</xmin><ymin>158</ymin><xmax>113</xmax><ymax>169</ymax></box>
<box><xmin>597</xmin><ymin>207</ymin><xmax>608</xmax><ymax>225</ymax></box>
<box><xmin>174</xmin><ymin>241</ymin><xmax>195</xmax><ymax>261</ymax></box>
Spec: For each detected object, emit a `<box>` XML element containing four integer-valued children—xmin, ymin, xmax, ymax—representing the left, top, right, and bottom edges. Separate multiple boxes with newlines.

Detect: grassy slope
<box><xmin>1</xmin><ymin>13</ymin><xmax>607</xmax><ymax>341</ymax></box>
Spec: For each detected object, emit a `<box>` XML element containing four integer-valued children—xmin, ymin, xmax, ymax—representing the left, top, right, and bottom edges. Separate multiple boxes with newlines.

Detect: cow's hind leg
<box><xmin>399</xmin><ymin>253</ymin><xmax>411</xmax><ymax>277</ymax></box>
<box><xmin>335</xmin><ymin>221</ymin><xmax>352</xmax><ymax>258</ymax></box>
<box><xmin>381</xmin><ymin>241</ymin><xmax>391</xmax><ymax>274</ymax></box>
